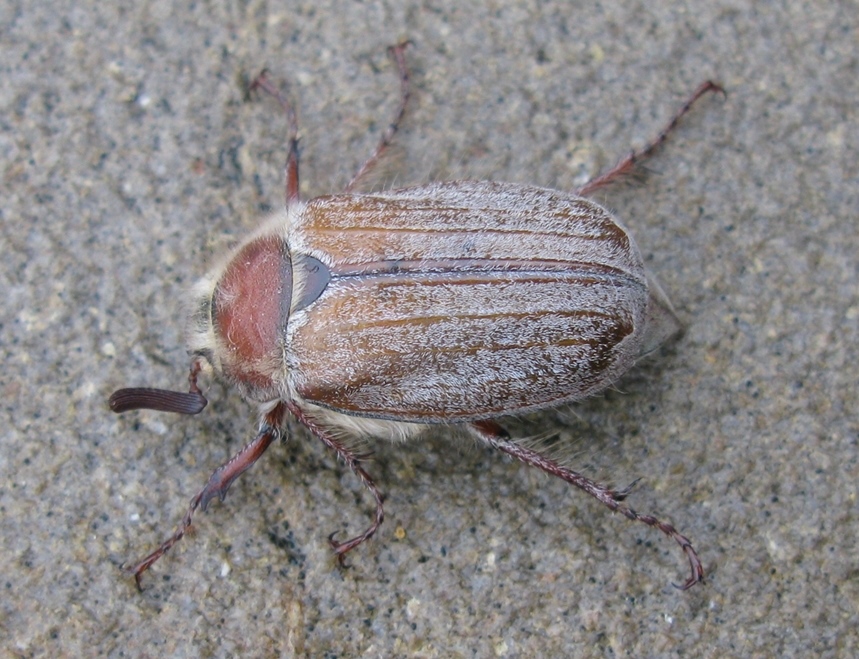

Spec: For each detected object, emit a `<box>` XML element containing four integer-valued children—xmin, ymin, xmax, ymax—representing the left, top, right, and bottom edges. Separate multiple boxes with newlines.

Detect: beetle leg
<box><xmin>575</xmin><ymin>80</ymin><xmax>725</xmax><ymax>197</ymax></box>
<box><xmin>249</xmin><ymin>71</ymin><xmax>301</xmax><ymax>206</ymax></box>
<box><xmin>286</xmin><ymin>402</ymin><xmax>385</xmax><ymax>564</ymax></box>
<box><xmin>125</xmin><ymin>402</ymin><xmax>287</xmax><ymax>589</ymax></box>
<box><xmin>344</xmin><ymin>40</ymin><xmax>412</xmax><ymax>192</ymax></box>
<box><xmin>469</xmin><ymin>419</ymin><xmax>705</xmax><ymax>590</ymax></box>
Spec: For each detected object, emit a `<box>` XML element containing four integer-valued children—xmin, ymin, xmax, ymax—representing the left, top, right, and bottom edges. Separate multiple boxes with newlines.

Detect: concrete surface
<box><xmin>1</xmin><ymin>0</ymin><xmax>857</xmax><ymax>656</ymax></box>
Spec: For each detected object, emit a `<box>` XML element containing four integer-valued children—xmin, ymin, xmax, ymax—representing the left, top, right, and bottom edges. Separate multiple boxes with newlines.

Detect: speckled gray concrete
<box><xmin>2</xmin><ymin>1</ymin><xmax>856</xmax><ymax>656</ymax></box>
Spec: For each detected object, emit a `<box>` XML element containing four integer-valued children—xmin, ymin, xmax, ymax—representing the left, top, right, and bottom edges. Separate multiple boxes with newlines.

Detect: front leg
<box><xmin>125</xmin><ymin>401</ymin><xmax>288</xmax><ymax>589</ymax></box>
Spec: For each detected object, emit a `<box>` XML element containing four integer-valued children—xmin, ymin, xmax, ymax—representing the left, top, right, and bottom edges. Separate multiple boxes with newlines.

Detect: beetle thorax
<box><xmin>188</xmin><ymin>231</ymin><xmax>293</xmax><ymax>402</ymax></box>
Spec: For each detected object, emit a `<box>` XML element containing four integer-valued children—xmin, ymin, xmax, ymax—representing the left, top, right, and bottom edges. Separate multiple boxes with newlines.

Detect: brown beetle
<box><xmin>110</xmin><ymin>42</ymin><xmax>722</xmax><ymax>589</ymax></box>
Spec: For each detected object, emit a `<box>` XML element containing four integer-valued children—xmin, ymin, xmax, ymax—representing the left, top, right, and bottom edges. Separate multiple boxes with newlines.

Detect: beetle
<box><xmin>109</xmin><ymin>42</ymin><xmax>723</xmax><ymax>589</ymax></box>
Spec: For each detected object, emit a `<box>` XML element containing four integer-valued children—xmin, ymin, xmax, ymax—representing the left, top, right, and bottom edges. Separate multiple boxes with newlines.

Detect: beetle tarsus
<box><xmin>328</xmin><ymin>532</ymin><xmax>355</xmax><ymax>568</ymax></box>
<box><xmin>125</xmin><ymin>403</ymin><xmax>287</xmax><ymax>588</ymax></box>
<box><xmin>124</xmin><ymin>490</ymin><xmax>203</xmax><ymax>591</ymax></box>
<box><xmin>614</xmin><ymin>506</ymin><xmax>705</xmax><ymax>590</ymax></box>
<box><xmin>468</xmin><ymin>421</ymin><xmax>705</xmax><ymax>589</ymax></box>
<box><xmin>576</xmin><ymin>80</ymin><xmax>724</xmax><ymax>197</ymax></box>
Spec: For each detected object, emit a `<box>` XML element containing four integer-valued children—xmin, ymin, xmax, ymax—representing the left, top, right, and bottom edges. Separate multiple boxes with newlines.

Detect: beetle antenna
<box><xmin>109</xmin><ymin>358</ymin><xmax>208</xmax><ymax>415</ymax></box>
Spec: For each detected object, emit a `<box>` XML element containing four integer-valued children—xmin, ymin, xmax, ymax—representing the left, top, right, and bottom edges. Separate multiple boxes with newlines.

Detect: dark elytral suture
<box><xmin>109</xmin><ymin>40</ymin><xmax>722</xmax><ymax>590</ymax></box>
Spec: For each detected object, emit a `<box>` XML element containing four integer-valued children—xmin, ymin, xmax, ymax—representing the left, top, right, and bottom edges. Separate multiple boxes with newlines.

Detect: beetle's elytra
<box><xmin>109</xmin><ymin>42</ymin><xmax>723</xmax><ymax>590</ymax></box>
